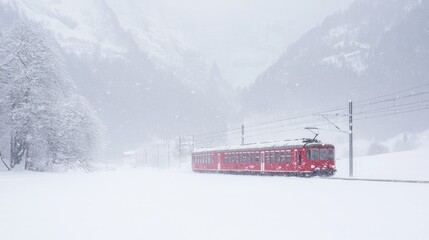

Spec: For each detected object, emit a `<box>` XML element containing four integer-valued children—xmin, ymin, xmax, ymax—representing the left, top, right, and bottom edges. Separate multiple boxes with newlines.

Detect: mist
<box><xmin>153</xmin><ymin>0</ymin><xmax>354</xmax><ymax>87</ymax></box>
<box><xmin>1</xmin><ymin>1</ymin><xmax>429</xmax><ymax>240</ymax></box>
<box><xmin>1</xmin><ymin>0</ymin><xmax>428</xmax><ymax>161</ymax></box>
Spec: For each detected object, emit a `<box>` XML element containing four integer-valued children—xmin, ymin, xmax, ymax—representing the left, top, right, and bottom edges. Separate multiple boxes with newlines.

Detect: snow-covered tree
<box><xmin>0</xmin><ymin>22</ymin><xmax>103</xmax><ymax>171</ymax></box>
<box><xmin>56</xmin><ymin>95</ymin><xmax>104</xmax><ymax>169</ymax></box>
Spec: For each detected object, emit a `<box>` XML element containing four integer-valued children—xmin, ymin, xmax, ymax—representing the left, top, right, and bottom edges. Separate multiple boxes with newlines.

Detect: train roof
<box><xmin>193</xmin><ymin>139</ymin><xmax>334</xmax><ymax>154</ymax></box>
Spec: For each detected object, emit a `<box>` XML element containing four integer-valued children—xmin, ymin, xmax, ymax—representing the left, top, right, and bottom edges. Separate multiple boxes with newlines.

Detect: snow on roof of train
<box><xmin>193</xmin><ymin>139</ymin><xmax>332</xmax><ymax>153</ymax></box>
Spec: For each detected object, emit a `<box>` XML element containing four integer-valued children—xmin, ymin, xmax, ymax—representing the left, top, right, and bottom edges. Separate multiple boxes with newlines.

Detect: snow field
<box><xmin>336</xmin><ymin>148</ymin><xmax>429</xmax><ymax>180</ymax></box>
<box><xmin>1</xmin><ymin>162</ymin><xmax>429</xmax><ymax>240</ymax></box>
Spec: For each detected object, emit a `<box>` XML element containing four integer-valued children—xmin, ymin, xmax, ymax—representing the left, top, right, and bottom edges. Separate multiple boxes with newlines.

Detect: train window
<box><xmin>264</xmin><ymin>152</ymin><xmax>270</xmax><ymax>163</ymax></box>
<box><xmin>242</xmin><ymin>152</ymin><xmax>246</xmax><ymax>163</ymax></box>
<box><xmin>320</xmin><ymin>149</ymin><xmax>327</xmax><ymax>160</ymax></box>
<box><xmin>279</xmin><ymin>151</ymin><xmax>285</xmax><ymax>163</ymax></box>
<box><xmin>255</xmin><ymin>153</ymin><xmax>260</xmax><ymax>163</ymax></box>
<box><xmin>270</xmin><ymin>152</ymin><xmax>275</xmax><ymax>163</ymax></box>
<box><xmin>234</xmin><ymin>153</ymin><xmax>239</xmax><ymax>164</ymax></box>
<box><xmin>275</xmin><ymin>152</ymin><xmax>280</xmax><ymax>163</ymax></box>
<box><xmin>250</xmin><ymin>153</ymin><xmax>255</xmax><ymax>163</ymax></box>
<box><xmin>226</xmin><ymin>153</ymin><xmax>230</xmax><ymax>164</ymax></box>
<box><xmin>286</xmin><ymin>151</ymin><xmax>291</xmax><ymax>163</ymax></box>
<box><xmin>328</xmin><ymin>149</ymin><xmax>335</xmax><ymax>160</ymax></box>
<box><xmin>307</xmin><ymin>149</ymin><xmax>319</xmax><ymax>160</ymax></box>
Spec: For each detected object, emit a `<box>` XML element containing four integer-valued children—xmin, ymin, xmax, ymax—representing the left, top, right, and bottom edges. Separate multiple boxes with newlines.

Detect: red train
<box><xmin>192</xmin><ymin>139</ymin><xmax>336</xmax><ymax>177</ymax></box>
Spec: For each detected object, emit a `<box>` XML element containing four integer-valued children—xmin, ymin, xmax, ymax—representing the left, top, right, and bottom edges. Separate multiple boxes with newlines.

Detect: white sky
<box><xmin>154</xmin><ymin>0</ymin><xmax>355</xmax><ymax>87</ymax></box>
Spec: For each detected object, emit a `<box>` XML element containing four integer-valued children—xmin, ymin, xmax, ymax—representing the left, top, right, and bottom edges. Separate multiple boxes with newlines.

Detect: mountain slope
<box><xmin>0</xmin><ymin>0</ymin><xmax>237</xmax><ymax>157</ymax></box>
<box><xmin>243</xmin><ymin>0</ymin><xmax>429</xmax><ymax>138</ymax></box>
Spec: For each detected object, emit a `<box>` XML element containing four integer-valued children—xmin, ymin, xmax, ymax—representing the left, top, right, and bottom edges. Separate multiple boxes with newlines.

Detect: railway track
<box><xmin>323</xmin><ymin>177</ymin><xmax>429</xmax><ymax>184</ymax></box>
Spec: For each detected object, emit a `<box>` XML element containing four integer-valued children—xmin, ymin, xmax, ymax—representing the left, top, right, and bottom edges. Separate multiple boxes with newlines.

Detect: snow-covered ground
<box><xmin>1</xmin><ymin>149</ymin><xmax>429</xmax><ymax>240</ymax></box>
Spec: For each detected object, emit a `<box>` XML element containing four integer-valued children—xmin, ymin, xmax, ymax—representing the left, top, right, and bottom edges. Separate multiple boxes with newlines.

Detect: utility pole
<box><xmin>156</xmin><ymin>144</ymin><xmax>159</xmax><ymax>169</ymax></box>
<box><xmin>192</xmin><ymin>135</ymin><xmax>195</xmax><ymax>152</ymax></box>
<box><xmin>178</xmin><ymin>136</ymin><xmax>182</xmax><ymax>168</ymax></box>
<box><xmin>241</xmin><ymin>124</ymin><xmax>245</xmax><ymax>145</ymax></box>
<box><xmin>349</xmin><ymin>100</ymin><xmax>354</xmax><ymax>177</ymax></box>
<box><xmin>167</xmin><ymin>143</ymin><xmax>170</xmax><ymax>169</ymax></box>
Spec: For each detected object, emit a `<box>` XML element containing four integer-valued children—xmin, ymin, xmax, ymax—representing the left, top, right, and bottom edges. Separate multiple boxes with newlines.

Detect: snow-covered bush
<box><xmin>367</xmin><ymin>142</ymin><xmax>390</xmax><ymax>156</ymax></box>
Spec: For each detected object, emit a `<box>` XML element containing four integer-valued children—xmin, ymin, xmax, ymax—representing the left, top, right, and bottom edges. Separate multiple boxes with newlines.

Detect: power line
<box><xmin>193</xmin><ymin>82</ymin><xmax>429</xmax><ymax>145</ymax></box>
<box><xmin>244</xmin><ymin>104</ymin><xmax>348</xmax><ymax>129</ymax></box>
<box><xmin>354</xmin><ymin>99</ymin><xmax>429</xmax><ymax>115</ymax></box>
<box><xmin>354</xmin><ymin>106</ymin><xmax>429</xmax><ymax>121</ymax></box>
<box><xmin>354</xmin><ymin>82</ymin><xmax>429</xmax><ymax>105</ymax></box>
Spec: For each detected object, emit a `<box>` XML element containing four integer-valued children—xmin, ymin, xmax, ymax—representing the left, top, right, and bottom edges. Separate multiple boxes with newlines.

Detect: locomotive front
<box><xmin>302</xmin><ymin>144</ymin><xmax>336</xmax><ymax>176</ymax></box>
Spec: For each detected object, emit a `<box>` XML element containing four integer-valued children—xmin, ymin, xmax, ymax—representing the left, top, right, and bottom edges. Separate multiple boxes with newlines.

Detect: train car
<box><xmin>192</xmin><ymin>139</ymin><xmax>336</xmax><ymax>177</ymax></box>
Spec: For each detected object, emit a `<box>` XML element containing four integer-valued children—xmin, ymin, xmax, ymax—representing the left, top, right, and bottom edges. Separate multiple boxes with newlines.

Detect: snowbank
<box><xmin>1</xmin><ymin>151</ymin><xmax>429</xmax><ymax>240</ymax></box>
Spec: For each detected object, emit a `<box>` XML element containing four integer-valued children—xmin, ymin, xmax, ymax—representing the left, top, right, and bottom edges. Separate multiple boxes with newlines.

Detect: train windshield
<box><xmin>306</xmin><ymin>149</ymin><xmax>335</xmax><ymax>160</ymax></box>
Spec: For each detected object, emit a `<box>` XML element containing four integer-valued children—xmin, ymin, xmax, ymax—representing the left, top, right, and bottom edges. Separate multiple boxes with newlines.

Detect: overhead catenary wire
<box><xmin>244</xmin><ymin>104</ymin><xmax>348</xmax><ymax>129</ymax></box>
<box><xmin>354</xmin><ymin>99</ymin><xmax>429</xmax><ymax>116</ymax></box>
<box><xmin>193</xmin><ymin>82</ymin><xmax>429</xmax><ymax>147</ymax></box>
<box><xmin>353</xmin><ymin>82</ymin><xmax>429</xmax><ymax>105</ymax></box>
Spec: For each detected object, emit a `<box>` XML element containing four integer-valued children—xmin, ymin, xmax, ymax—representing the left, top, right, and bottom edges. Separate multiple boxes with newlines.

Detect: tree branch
<box><xmin>0</xmin><ymin>151</ymin><xmax>11</xmax><ymax>171</ymax></box>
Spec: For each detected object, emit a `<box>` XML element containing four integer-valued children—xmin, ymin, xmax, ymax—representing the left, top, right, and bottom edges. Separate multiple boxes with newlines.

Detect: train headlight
<box><xmin>311</xmin><ymin>165</ymin><xmax>315</xmax><ymax>169</ymax></box>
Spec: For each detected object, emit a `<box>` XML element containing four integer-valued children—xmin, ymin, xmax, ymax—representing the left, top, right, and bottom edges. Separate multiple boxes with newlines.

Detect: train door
<box><xmin>294</xmin><ymin>149</ymin><xmax>302</xmax><ymax>172</ymax></box>
<box><xmin>217</xmin><ymin>153</ymin><xmax>221</xmax><ymax>171</ymax></box>
<box><xmin>261</xmin><ymin>152</ymin><xmax>265</xmax><ymax>173</ymax></box>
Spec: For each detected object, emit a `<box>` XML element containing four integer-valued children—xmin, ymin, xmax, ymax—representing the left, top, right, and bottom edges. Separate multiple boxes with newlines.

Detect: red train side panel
<box><xmin>192</xmin><ymin>140</ymin><xmax>336</xmax><ymax>177</ymax></box>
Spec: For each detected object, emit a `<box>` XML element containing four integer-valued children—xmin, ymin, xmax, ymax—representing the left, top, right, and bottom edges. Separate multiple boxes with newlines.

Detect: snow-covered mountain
<box><xmin>243</xmin><ymin>0</ymin><xmax>429</xmax><ymax>138</ymax></box>
<box><xmin>0</xmin><ymin>0</ymin><xmax>212</xmax><ymax>87</ymax></box>
<box><xmin>0</xmin><ymin>0</ymin><xmax>237</xmax><ymax>157</ymax></box>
